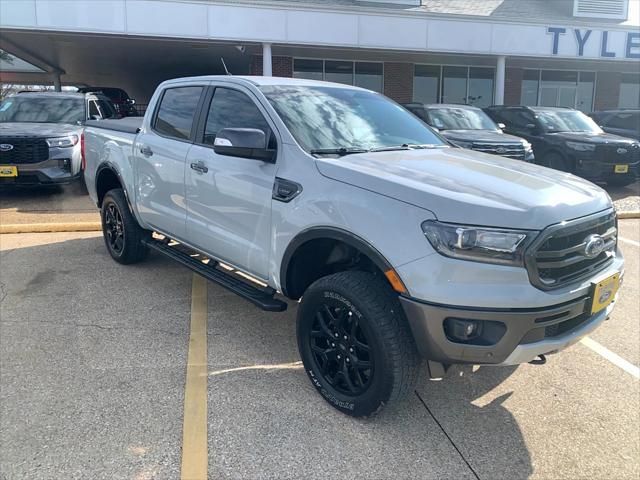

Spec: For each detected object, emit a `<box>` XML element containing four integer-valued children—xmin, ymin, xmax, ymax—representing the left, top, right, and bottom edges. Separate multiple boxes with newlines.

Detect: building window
<box><xmin>413</xmin><ymin>65</ymin><xmax>440</xmax><ymax>104</ymax></box>
<box><xmin>468</xmin><ymin>67</ymin><xmax>495</xmax><ymax>108</ymax></box>
<box><xmin>619</xmin><ymin>73</ymin><xmax>640</xmax><ymax>108</ymax></box>
<box><xmin>293</xmin><ymin>59</ymin><xmax>323</xmax><ymax>80</ymax></box>
<box><xmin>413</xmin><ymin>65</ymin><xmax>494</xmax><ymax>107</ymax></box>
<box><xmin>292</xmin><ymin>59</ymin><xmax>383</xmax><ymax>93</ymax></box>
<box><xmin>355</xmin><ymin>62</ymin><xmax>383</xmax><ymax>93</ymax></box>
<box><xmin>520</xmin><ymin>70</ymin><xmax>595</xmax><ymax>112</ymax></box>
<box><xmin>442</xmin><ymin>66</ymin><xmax>468</xmax><ymax>105</ymax></box>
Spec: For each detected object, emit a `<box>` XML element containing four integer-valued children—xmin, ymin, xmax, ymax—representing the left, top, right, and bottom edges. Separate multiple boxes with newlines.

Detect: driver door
<box><xmin>184</xmin><ymin>85</ymin><xmax>277</xmax><ymax>279</ymax></box>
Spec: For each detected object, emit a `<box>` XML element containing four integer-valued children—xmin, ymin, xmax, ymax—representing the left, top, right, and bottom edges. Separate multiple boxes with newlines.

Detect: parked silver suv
<box><xmin>84</xmin><ymin>77</ymin><xmax>624</xmax><ymax>417</ymax></box>
<box><xmin>0</xmin><ymin>91</ymin><xmax>116</xmax><ymax>186</ymax></box>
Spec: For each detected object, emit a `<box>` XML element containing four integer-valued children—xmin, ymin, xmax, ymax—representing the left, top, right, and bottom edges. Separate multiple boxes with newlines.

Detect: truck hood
<box><xmin>549</xmin><ymin>131</ymin><xmax>637</xmax><ymax>145</ymax></box>
<box><xmin>441</xmin><ymin>129</ymin><xmax>526</xmax><ymax>144</ymax></box>
<box><xmin>0</xmin><ymin>122</ymin><xmax>82</xmax><ymax>138</ymax></box>
<box><xmin>315</xmin><ymin>148</ymin><xmax>611</xmax><ymax>230</ymax></box>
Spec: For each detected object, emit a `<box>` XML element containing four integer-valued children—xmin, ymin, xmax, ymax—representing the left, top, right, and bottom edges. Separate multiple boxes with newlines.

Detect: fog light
<box><xmin>444</xmin><ymin>318</ymin><xmax>480</xmax><ymax>342</ymax></box>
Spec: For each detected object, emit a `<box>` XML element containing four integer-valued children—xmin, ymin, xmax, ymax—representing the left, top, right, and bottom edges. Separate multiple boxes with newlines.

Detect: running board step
<box><xmin>142</xmin><ymin>238</ymin><xmax>287</xmax><ymax>312</ymax></box>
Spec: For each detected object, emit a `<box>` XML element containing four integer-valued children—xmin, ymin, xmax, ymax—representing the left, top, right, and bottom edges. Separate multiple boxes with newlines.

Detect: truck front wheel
<box><xmin>101</xmin><ymin>188</ymin><xmax>149</xmax><ymax>264</ymax></box>
<box><xmin>297</xmin><ymin>271</ymin><xmax>421</xmax><ymax>417</ymax></box>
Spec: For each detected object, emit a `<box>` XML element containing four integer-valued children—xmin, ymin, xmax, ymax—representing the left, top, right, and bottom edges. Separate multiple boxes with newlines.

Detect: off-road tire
<box><xmin>101</xmin><ymin>188</ymin><xmax>149</xmax><ymax>264</ymax></box>
<box><xmin>297</xmin><ymin>271</ymin><xmax>421</xmax><ymax>417</ymax></box>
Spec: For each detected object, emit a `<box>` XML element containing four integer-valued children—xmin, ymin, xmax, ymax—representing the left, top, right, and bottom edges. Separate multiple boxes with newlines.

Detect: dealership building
<box><xmin>1</xmin><ymin>0</ymin><xmax>639</xmax><ymax>112</ymax></box>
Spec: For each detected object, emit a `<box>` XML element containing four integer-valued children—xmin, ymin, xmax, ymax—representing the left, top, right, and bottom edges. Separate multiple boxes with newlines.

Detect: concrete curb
<box><xmin>0</xmin><ymin>222</ymin><xmax>102</xmax><ymax>234</ymax></box>
<box><xmin>618</xmin><ymin>211</ymin><xmax>640</xmax><ymax>220</ymax></box>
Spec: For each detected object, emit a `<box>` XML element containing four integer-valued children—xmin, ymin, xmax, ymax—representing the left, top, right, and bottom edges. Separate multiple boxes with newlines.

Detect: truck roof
<box><xmin>161</xmin><ymin>75</ymin><xmax>366</xmax><ymax>90</ymax></box>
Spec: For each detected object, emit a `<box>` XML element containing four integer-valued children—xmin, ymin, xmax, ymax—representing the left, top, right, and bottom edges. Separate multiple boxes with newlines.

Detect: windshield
<box><xmin>260</xmin><ymin>85</ymin><xmax>447</xmax><ymax>152</ymax></box>
<box><xmin>535</xmin><ymin>110</ymin><xmax>603</xmax><ymax>133</ymax></box>
<box><xmin>426</xmin><ymin>107</ymin><xmax>498</xmax><ymax>131</ymax></box>
<box><xmin>0</xmin><ymin>96</ymin><xmax>85</xmax><ymax>124</ymax></box>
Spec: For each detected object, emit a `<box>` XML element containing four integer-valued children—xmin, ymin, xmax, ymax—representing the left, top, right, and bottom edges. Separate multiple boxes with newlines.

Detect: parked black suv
<box><xmin>589</xmin><ymin>109</ymin><xmax>639</xmax><ymax>141</ymax></box>
<box><xmin>404</xmin><ymin>103</ymin><xmax>534</xmax><ymax>162</ymax></box>
<box><xmin>485</xmin><ymin>106</ymin><xmax>639</xmax><ymax>186</ymax></box>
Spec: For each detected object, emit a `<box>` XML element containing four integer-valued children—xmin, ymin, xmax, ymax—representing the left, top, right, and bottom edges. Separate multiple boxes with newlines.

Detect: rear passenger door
<box><xmin>185</xmin><ymin>85</ymin><xmax>277</xmax><ymax>279</ymax></box>
<box><xmin>135</xmin><ymin>84</ymin><xmax>206</xmax><ymax>239</ymax></box>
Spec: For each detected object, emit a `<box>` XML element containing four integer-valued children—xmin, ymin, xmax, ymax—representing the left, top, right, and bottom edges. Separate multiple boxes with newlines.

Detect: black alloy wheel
<box><xmin>310</xmin><ymin>302</ymin><xmax>374</xmax><ymax>396</ymax></box>
<box><xmin>104</xmin><ymin>202</ymin><xmax>125</xmax><ymax>255</ymax></box>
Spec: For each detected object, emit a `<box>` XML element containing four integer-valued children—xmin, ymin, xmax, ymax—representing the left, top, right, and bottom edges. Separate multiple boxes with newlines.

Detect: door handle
<box><xmin>190</xmin><ymin>161</ymin><xmax>208</xmax><ymax>174</ymax></box>
<box><xmin>139</xmin><ymin>145</ymin><xmax>153</xmax><ymax>157</ymax></box>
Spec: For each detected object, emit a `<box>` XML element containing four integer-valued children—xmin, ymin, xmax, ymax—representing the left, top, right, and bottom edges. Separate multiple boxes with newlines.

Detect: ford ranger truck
<box><xmin>83</xmin><ymin>77</ymin><xmax>624</xmax><ymax>417</ymax></box>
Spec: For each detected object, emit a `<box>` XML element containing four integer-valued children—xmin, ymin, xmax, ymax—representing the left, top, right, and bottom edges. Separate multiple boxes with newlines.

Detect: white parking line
<box><xmin>581</xmin><ymin>337</ymin><xmax>640</xmax><ymax>379</ymax></box>
<box><xmin>618</xmin><ymin>236</ymin><xmax>640</xmax><ymax>248</ymax></box>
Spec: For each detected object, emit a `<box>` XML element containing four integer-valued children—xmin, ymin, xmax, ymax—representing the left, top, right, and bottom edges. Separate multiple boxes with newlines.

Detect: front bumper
<box><xmin>575</xmin><ymin>158</ymin><xmax>640</xmax><ymax>182</ymax></box>
<box><xmin>400</xmin><ymin>287</ymin><xmax>618</xmax><ymax>365</ymax></box>
<box><xmin>0</xmin><ymin>160</ymin><xmax>81</xmax><ymax>186</ymax></box>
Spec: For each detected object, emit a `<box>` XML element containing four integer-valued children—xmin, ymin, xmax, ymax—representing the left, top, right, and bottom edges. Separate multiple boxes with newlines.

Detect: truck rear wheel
<box><xmin>297</xmin><ymin>271</ymin><xmax>421</xmax><ymax>417</ymax></box>
<box><xmin>101</xmin><ymin>188</ymin><xmax>149</xmax><ymax>264</ymax></box>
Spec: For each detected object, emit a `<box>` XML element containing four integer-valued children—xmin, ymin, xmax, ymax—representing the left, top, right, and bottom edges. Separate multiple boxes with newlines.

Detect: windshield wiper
<box><xmin>369</xmin><ymin>144</ymin><xmax>443</xmax><ymax>152</ymax></box>
<box><xmin>309</xmin><ymin>147</ymin><xmax>368</xmax><ymax>157</ymax></box>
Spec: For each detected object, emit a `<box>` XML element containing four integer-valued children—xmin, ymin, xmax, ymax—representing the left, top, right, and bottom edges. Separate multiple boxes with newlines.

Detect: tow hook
<box><xmin>529</xmin><ymin>354</ymin><xmax>547</xmax><ymax>365</ymax></box>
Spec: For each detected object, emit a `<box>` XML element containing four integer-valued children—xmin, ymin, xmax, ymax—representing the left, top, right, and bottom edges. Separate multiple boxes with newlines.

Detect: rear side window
<box><xmin>497</xmin><ymin>109</ymin><xmax>536</xmax><ymax>131</ymax></box>
<box><xmin>89</xmin><ymin>99</ymin><xmax>117</xmax><ymax>119</ymax></box>
<box><xmin>154</xmin><ymin>86</ymin><xmax>203</xmax><ymax>140</ymax></box>
<box><xmin>203</xmin><ymin>88</ymin><xmax>270</xmax><ymax>145</ymax></box>
<box><xmin>607</xmin><ymin>112</ymin><xmax>639</xmax><ymax>130</ymax></box>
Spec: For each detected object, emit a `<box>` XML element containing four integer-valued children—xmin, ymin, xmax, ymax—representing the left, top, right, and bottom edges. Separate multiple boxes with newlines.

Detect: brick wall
<box><xmin>250</xmin><ymin>55</ymin><xmax>293</xmax><ymax>77</ymax></box>
<box><xmin>504</xmin><ymin>67</ymin><xmax>523</xmax><ymax>106</ymax></box>
<box><xmin>383</xmin><ymin>63</ymin><xmax>414</xmax><ymax>103</ymax></box>
<box><xmin>594</xmin><ymin>71</ymin><xmax>621</xmax><ymax>110</ymax></box>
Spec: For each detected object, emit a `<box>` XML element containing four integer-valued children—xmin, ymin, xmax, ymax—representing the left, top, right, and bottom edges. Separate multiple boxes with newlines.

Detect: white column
<box><xmin>494</xmin><ymin>55</ymin><xmax>506</xmax><ymax>105</ymax></box>
<box><xmin>262</xmin><ymin>43</ymin><xmax>272</xmax><ymax>77</ymax></box>
<box><xmin>52</xmin><ymin>73</ymin><xmax>62</xmax><ymax>92</ymax></box>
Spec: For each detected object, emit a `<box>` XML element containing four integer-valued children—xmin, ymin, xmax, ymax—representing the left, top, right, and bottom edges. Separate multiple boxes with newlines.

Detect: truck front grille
<box><xmin>596</xmin><ymin>144</ymin><xmax>640</xmax><ymax>164</ymax></box>
<box><xmin>471</xmin><ymin>143</ymin><xmax>526</xmax><ymax>160</ymax></box>
<box><xmin>525</xmin><ymin>210</ymin><xmax>617</xmax><ymax>290</ymax></box>
<box><xmin>0</xmin><ymin>137</ymin><xmax>49</xmax><ymax>164</ymax></box>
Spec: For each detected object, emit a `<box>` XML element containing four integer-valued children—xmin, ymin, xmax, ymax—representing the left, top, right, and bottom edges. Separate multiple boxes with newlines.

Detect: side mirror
<box><xmin>497</xmin><ymin>123</ymin><xmax>506</xmax><ymax>130</ymax></box>
<box><xmin>213</xmin><ymin>128</ymin><xmax>275</xmax><ymax>162</ymax></box>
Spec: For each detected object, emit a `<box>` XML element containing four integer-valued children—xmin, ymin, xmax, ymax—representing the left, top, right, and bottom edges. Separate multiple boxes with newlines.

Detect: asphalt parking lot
<box><xmin>0</xmin><ymin>216</ymin><xmax>638</xmax><ymax>479</ymax></box>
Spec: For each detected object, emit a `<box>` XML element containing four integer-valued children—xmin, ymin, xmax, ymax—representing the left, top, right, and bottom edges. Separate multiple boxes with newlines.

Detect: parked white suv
<box><xmin>83</xmin><ymin>76</ymin><xmax>624</xmax><ymax>417</ymax></box>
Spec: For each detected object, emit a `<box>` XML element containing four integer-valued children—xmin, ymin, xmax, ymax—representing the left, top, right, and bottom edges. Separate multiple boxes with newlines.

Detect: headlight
<box><xmin>421</xmin><ymin>220</ymin><xmax>536</xmax><ymax>266</ymax></box>
<box><xmin>46</xmin><ymin>135</ymin><xmax>79</xmax><ymax>148</ymax></box>
<box><xmin>566</xmin><ymin>141</ymin><xmax>595</xmax><ymax>152</ymax></box>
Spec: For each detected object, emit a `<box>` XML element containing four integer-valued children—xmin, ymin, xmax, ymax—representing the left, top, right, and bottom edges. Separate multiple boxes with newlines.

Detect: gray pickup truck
<box><xmin>84</xmin><ymin>76</ymin><xmax>624</xmax><ymax>417</ymax></box>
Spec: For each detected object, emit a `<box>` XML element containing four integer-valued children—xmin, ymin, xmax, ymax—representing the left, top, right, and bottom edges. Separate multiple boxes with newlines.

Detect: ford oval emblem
<box><xmin>0</xmin><ymin>144</ymin><xmax>14</xmax><ymax>152</ymax></box>
<box><xmin>617</xmin><ymin>148</ymin><xmax>628</xmax><ymax>154</ymax></box>
<box><xmin>496</xmin><ymin>147</ymin><xmax>507</xmax><ymax>154</ymax></box>
<box><xmin>584</xmin><ymin>234</ymin><xmax>606</xmax><ymax>258</ymax></box>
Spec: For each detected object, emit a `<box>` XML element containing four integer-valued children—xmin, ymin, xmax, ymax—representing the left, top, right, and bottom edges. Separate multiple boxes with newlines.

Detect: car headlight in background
<box><xmin>523</xmin><ymin>141</ymin><xmax>535</xmax><ymax>162</ymax></box>
<box><xmin>46</xmin><ymin>135</ymin><xmax>79</xmax><ymax>148</ymax></box>
<box><xmin>565</xmin><ymin>141</ymin><xmax>595</xmax><ymax>152</ymax></box>
<box><xmin>421</xmin><ymin>220</ymin><xmax>537</xmax><ymax>266</ymax></box>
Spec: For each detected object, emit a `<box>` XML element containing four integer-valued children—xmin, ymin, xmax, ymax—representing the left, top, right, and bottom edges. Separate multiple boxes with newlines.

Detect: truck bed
<box><xmin>85</xmin><ymin>117</ymin><xmax>143</xmax><ymax>134</ymax></box>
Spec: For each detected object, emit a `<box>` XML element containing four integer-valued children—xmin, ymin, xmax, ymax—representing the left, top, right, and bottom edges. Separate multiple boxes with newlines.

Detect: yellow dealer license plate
<box><xmin>591</xmin><ymin>273</ymin><xmax>620</xmax><ymax>314</ymax></box>
<box><xmin>614</xmin><ymin>164</ymin><xmax>629</xmax><ymax>174</ymax></box>
<box><xmin>0</xmin><ymin>166</ymin><xmax>18</xmax><ymax>177</ymax></box>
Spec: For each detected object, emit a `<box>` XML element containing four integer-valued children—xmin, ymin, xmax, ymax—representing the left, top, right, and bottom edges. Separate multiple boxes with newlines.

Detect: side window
<box><xmin>501</xmin><ymin>109</ymin><xmax>535</xmax><ymax>131</ymax></box>
<box><xmin>608</xmin><ymin>113</ymin><xmax>638</xmax><ymax>130</ymax></box>
<box><xmin>88</xmin><ymin>100</ymin><xmax>99</xmax><ymax>119</ymax></box>
<box><xmin>154</xmin><ymin>86</ymin><xmax>204</xmax><ymax>140</ymax></box>
<box><xmin>203</xmin><ymin>88</ymin><xmax>270</xmax><ymax>146</ymax></box>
